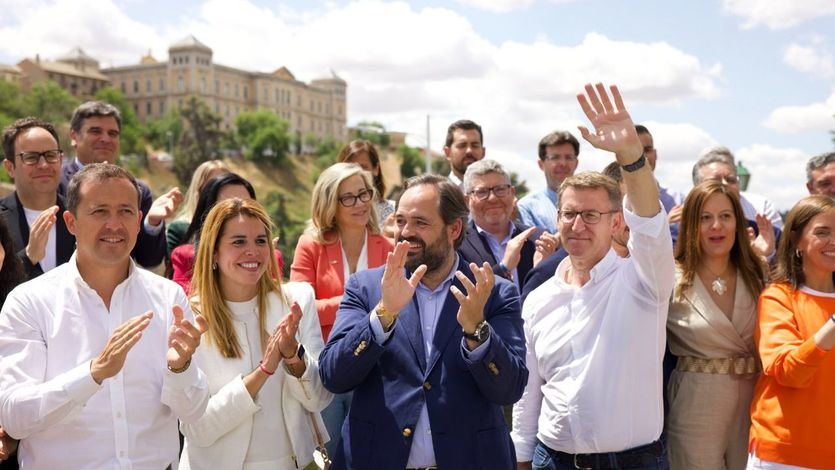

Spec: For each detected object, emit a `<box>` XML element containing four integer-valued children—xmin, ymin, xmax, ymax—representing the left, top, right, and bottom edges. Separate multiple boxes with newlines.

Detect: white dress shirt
<box><xmin>740</xmin><ymin>191</ymin><xmax>783</xmax><ymax>229</ymax></box>
<box><xmin>511</xmin><ymin>204</ymin><xmax>675</xmax><ymax>459</ymax></box>
<box><xmin>0</xmin><ymin>254</ymin><xmax>209</xmax><ymax>470</ymax></box>
<box><xmin>21</xmin><ymin>206</ymin><xmax>56</xmax><ymax>272</ymax></box>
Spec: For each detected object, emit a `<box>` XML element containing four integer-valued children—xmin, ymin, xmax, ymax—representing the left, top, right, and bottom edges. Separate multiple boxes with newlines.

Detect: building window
<box><xmin>159</xmin><ymin>78</ymin><xmax>165</xmax><ymax>92</ymax></box>
<box><xmin>177</xmin><ymin>76</ymin><xmax>184</xmax><ymax>92</ymax></box>
<box><xmin>133</xmin><ymin>103</ymin><xmax>139</xmax><ymax>114</ymax></box>
<box><xmin>215</xmin><ymin>80</ymin><xmax>220</xmax><ymax>94</ymax></box>
<box><xmin>160</xmin><ymin>100</ymin><xmax>165</xmax><ymax>114</ymax></box>
<box><xmin>146</xmin><ymin>102</ymin><xmax>152</xmax><ymax>116</ymax></box>
<box><xmin>215</xmin><ymin>103</ymin><xmax>219</xmax><ymax>113</ymax></box>
<box><xmin>234</xmin><ymin>83</ymin><xmax>239</xmax><ymax>98</ymax></box>
<box><xmin>185</xmin><ymin>56</ymin><xmax>189</xmax><ymax>64</ymax></box>
<box><xmin>201</xmin><ymin>77</ymin><xmax>207</xmax><ymax>93</ymax></box>
<box><xmin>225</xmin><ymin>82</ymin><xmax>230</xmax><ymax>96</ymax></box>
<box><xmin>243</xmin><ymin>86</ymin><xmax>248</xmax><ymax>99</ymax></box>
<box><xmin>133</xmin><ymin>80</ymin><xmax>139</xmax><ymax>94</ymax></box>
<box><xmin>120</xmin><ymin>81</ymin><xmax>126</xmax><ymax>93</ymax></box>
<box><xmin>310</xmin><ymin>100</ymin><xmax>314</xmax><ymax>111</ymax></box>
<box><xmin>146</xmin><ymin>79</ymin><xmax>151</xmax><ymax>93</ymax></box>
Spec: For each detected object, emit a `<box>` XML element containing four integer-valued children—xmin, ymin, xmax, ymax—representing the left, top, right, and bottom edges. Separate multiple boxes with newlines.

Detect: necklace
<box><xmin>703</xmin><ymin>263</ymin><xmax>730</xmax><ymax>295</ymax></box>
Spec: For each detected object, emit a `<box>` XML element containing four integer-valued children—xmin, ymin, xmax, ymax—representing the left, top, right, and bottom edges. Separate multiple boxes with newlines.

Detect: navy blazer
<box><xmin>458</xmin><ymin>220</ymin><xmax>537</xmax><ymax>292</ymax></box>
<box><xmin>319</xmin><ymin>257</ymin><xmax>528</xmax><ymax>470</ymax></box>
<box><xmin>59</xmin><ymin>159</ymin><xmax>165</xmax><ymax>267</ymax></box>
<box><xmin>520</xmin><ymin>247</ymin><xmax>569</xmax><ymax>306</ymax></box>
<box><xmin>0</xmin><ymin>192</ymin><xmax>74</xmax><ymax>280</ymax></box>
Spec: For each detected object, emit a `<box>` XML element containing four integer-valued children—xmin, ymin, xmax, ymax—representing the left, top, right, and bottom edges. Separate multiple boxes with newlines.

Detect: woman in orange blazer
<box><xmin>290</xmin><ymin>162</ymin><xmax>393</xmax><ymax>457</ymax></box>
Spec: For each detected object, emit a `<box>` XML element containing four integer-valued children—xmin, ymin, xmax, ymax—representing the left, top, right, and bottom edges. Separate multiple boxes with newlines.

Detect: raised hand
<box><xmin>502</xmin><ymin>227</ymin><xmax>537</xmax><ymax>271</ymax></box>
<box><xmin>576</xmin><ymin>83</ymin><xmax>643</xmax><ymax>163</ymax></box>
<box><xmin>0</xmin><ymin>426</ymin><xmax>18</xmax><ymax>461</ymax></box>
<box><xmin>90</xmin><ymin>312</ymin><xmax>153</xmax><ymax>384</ymax></box>
<box><xmin>147</xmin><ymin>187</ymin><xmax>184</xmax><ymax>227</ymax></box>
<box><xmin>667</xmin><ymin>204</ymin><xmax>684</xmax><ymax>224</ymax></box>
<box><xmin>166</xmin><ymin>305</ymin><xmax>208</xmax><ymax>371</ymax></box>
<box><xmin>749</xmin><ymin>213</ymin><xmax>776</xmax><ymax>258</ymax></box>
<box><xmin>25</xmin><ymin>206</ymin><xmax>59</xmax><ymax>264</ymax></box>
<box><xmin>452</xmin><ymin>262</ymin><xmax>496</xmax><ymax>334</ymax></box>
<box><xmin>380</xmin><ymin>240</ymin><xmax>428</xmax><ymax>316</ymax></box>
<box><xmin>533</xmin><ymin>231</ymin><xmax>560</xmax><ymax>267</ymax></box>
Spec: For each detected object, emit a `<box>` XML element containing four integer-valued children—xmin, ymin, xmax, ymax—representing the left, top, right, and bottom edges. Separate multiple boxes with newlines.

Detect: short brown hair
<box><xmin>66</xmin><ymin>163</ymin><xmax>140</xmax><ymax>214</ymax></box>
<box><xmin>444</xmin><ymin>120</ymin><xmax>483</xmax><ymax>147</ymax></box>
<box><xmin>2</xmin><ymin>117</ymin><xmax>60</xmax><ymax>163</ymax></box>
<box><xmin>400</xmin><ymin>173</ymin><xmax>468</xmax><ymax>248</ymax></box>
<box><xmin>557</xmin><ymin>171</ymin><xmax>621</xmax><ymax>211</ymax></box>
<box><xmin>538</xmin><ymin>130</ymin><xmax>579</xmax><ymax>159</ymax></box>
<box><xmin>70</xmin><ymin>101</ymin><xmax>122</xmax><ymax>133</ymax></box>
<box><xmin>773</xmin><ymin>195</ymin><xmax>835</xmax><ymax>288</ymax></box>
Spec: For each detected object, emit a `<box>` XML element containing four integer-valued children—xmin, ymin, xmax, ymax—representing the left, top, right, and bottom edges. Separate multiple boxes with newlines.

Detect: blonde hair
<box><xmin>175</xmin><ymin>160</ymin><xmax>230</xmax><ymax>222</ymax></box>
<box><xmin>307</xmin><ymin>162</ymin><xmax>380</xmax><ymax>244</ymax></box>
<box><xmin>191</xmin><ymin>198</ymin><xmax>286</xmax><ymax>358</ymax></box>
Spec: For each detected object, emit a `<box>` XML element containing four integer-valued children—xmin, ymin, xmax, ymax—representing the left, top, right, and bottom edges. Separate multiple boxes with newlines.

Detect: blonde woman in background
<box><xmin>179</xmin><ymin>198</ymin><xmax>331</xmax><ymax>470</ymax></box>
<box><xmin>336</xmin><ymin>140</ymin><xmax>396</xmax><ymax>237</ymax></box>
<box><xmin>167</xmin><ymin>159</ymin><xmax>230</xmax><ymax>255</ymax></box>
<box><xmin>666</xmin><ymin>180</ymin><xmax>771</xmax><ymax>469</ymax></box>
<box><xmin>290</xmin><ymin>162</ymin><xmax>393</xmax><ymax>457</ymax></box>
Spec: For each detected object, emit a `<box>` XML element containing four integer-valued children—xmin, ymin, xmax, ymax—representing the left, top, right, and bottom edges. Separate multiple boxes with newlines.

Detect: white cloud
<box><xmin>721</xmin><ymin>0</ymin><xmax>835</xmax><ymax>29</ymax></box>
<box><xmin>763</xmin><ymin>90</ymin><xmax>835</xmax><ymax>134</ymax></box>
<box><xmin>735</xmin><ymin>144</ymin><xmax>809</xmax><ymax>211</ymax></box>
<box><xmin>453</xmin><ymin>0</ymin><xmax>535</xmax><ymax>13</ymax></box>
<box><xmin>783</xmin><ymin>43</ymin><xmax>835</xmax><ymax>79</ymax></box>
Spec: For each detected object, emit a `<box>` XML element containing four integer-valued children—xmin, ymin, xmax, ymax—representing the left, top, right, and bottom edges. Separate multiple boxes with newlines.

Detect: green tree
<box><xmin>21</xmin><ymin>81</ymin><xmax>78</xmax><ymax>125</ymax></box>
<box><xmin>145</xmin><ymin>109</ymin><xmax>183</xmax><ymax>152</ymax></box>
<box><xmin>172</xmin><ymin>96</ymin><xmax>224</xmax><ymax>185</ymax></box>
<box><xmin>353</xmin><ymin>121</ymin><xmax>391</xmax><ymax>148</ymax></box>
<box><xmin>95</xmin><ymin>87</ymin><xmax>145</xmax><ymax>157</ymax></box>
<box><xmin>234</xmin><ymin>110</ymin><xmax>291</xmax><ymax>163</ymax></box>
<box><xmin>509</xmin><ymin>171</ymin><xmax>529</xmax><ymax>198</ymax></box>
<box><xmin>0</xmin><ymin>80</ymin><xmax>24</xmax><ymax>129</ymax></box>
<box><xmin>397</xmin><ymin>144</ymin><xmax>424</xmax><ymax>179</ymax></box>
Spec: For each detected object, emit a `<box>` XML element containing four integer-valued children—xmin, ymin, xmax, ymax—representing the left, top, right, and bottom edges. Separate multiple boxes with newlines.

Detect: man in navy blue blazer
<box><xmin>319</xmin><ymin>173</ymin><xmax>528</xmax><ymax>470</ymax></box>
<box><xmin>58</xmin><ymin>101</ymin><xmax>182</xmax><ymax>268</ymax></box>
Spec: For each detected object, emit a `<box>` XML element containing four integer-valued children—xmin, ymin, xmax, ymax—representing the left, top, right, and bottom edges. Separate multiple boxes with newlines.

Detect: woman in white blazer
<box><xmin>179</xmin><ymin>198</ymin><xmax>332</xmax><ymax>470</ymax></box>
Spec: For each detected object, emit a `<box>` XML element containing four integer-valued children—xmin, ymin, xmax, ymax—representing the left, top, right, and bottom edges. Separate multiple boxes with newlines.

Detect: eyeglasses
<box><xmin>542</xmin><ymin>154</ymin><xmax>577</xmax><ymax>163</ymax></box>
<box><xmin>559</xmin><ymin>209</ymin><xmax>620</xmax><ymax>225</ymax></box>
<box><xmin>469</xmin><ymin>184</ymin><xmax>513</xmax><ymax>201</ymax></box>
<box><xmin>338</xmin><ymin>189</ymin><xmax>373</xmax><ymax>207</ymax></box>
<box><xmin>16</xmin><ymin>150</ymin><xmax>63</xmax><ymax>166</ymax></box>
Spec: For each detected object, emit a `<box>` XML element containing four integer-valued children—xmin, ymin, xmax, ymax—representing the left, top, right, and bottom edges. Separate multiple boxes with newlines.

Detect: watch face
<box><xmin>476</xmin><ymin>322</ymin><xmax>490</xmax><ymax>341</ymax></box>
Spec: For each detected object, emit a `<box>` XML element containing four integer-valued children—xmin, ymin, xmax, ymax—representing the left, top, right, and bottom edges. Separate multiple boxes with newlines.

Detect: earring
<box><xmin>795</xmin><ymin>249</ymin><xmax>802</xmax><ymax>258</ymax></box>
<box><xmin>212</xmin><ymin>262</ymin><xmax>218</xmax><ymax>270</ymax></box>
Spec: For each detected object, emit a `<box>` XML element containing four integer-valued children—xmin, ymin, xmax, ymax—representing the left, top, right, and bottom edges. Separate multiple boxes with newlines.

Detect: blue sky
<box><xmin>1</xmin><ymin>0</ymin><xmax>833</xmax><ymax>210</ymax></box>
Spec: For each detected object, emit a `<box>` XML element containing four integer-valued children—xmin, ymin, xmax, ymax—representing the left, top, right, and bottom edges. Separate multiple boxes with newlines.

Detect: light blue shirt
<box><xmin>369</xmin><ymin>255</ymin><xmax>491</xmax><ymax>468</ymax></box>
<box><xmin>474</xmin><ymin>221</ymin><xmax>519</xmax><ymax>290</ymax></box>
<box><xmin>517</xmin><ymin>188</ymin><xmax>558</xmax><ymax>234</ymax></box>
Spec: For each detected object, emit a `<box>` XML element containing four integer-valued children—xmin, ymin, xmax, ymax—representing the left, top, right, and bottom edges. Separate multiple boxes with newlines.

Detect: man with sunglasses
<box><xmin>0</xmin><ymin>118</ymin><xmax>74</xmax><ymax>280</ymax></box>
<box><xmin>512</xmin><ymin>84</ymin><xmax>675</xmax><ymax>469</ymax></box>
<box><xmin>517</xmin><ymin>130</ymin><xmax>580</xmax><ymax>234</ymax></box>
<box><xmin>459</xmin><ymin>159</ymin><xmax>559</xmax><ymax>293</ymax></box>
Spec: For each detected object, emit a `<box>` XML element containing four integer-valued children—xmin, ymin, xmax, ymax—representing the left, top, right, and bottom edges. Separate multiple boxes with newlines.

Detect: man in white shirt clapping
<box><xmin>512</xmin><ymin>83</ymin><xmax>675</xmax><ymax>469</ymax></box>
<box><xmin>0</xmin><ymin>163</ymin><xmax>210</xmax><ymax>470</ymax></box>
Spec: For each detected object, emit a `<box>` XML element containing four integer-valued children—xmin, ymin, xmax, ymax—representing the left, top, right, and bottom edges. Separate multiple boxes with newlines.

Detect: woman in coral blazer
<box><xmin>290</xmin><ymin>162</ymin><xmax>393</xmax><ymax>457</ymax></box>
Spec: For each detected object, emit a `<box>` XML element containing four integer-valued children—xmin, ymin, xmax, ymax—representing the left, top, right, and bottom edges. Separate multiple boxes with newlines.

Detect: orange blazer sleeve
<box><xmin>757</xmin><ymin>284</ymin><xmax>828</xmax><ymax>388</ymax></box>
<box><xmin>290</xmin><ymin>234</ymin><xmax>344</xmax><ymax>339</ymax></box>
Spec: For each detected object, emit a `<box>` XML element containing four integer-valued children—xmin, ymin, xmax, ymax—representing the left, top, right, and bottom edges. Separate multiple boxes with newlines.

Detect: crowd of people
<box><xmin>0</xmin><ymin>81</ymin><xmax>834</xmax><ymax>470</ymax></box>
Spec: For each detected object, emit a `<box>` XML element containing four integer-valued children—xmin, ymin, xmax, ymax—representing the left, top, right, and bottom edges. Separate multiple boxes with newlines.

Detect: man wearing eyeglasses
<box><xmin>516</xmin><ymin>131</ymin><xmax>580</xmax><ymax>235</ymax></box>
<box><xmin>59</xmin><ymin>101</ymin><xmax>182</xmax><ymax>268</ymax></box>
<box><xmin>459</xmin><ymin>159</ymin><xmax>559</xmax><ymax>293</ymax></box>
<box><xmin>0</xmin><ymin>118</ymin><xmax>74</xmax><ymax>280</ymax></box>
<box><xmin>512</xmin><ymin>84</ymin><xmax>675</xmax><ymax>469</ymax></box>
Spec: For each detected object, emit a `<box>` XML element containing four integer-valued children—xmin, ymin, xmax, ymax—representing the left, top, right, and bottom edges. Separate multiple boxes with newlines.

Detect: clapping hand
<box><xmin>379</xmin><ymin>241</ymin><xmax>428</xmax><ymax>327</ymax></box>
<box><xmin>0</xmin><ymin>426</ymin><xmax>18</xmax><ymax>462</ymax></box>
<box><xmin>501</xmin><ymin>227</ymin><xmax>537</xmax><ymax>272</ymax></box>
<box><xmin>25</xmin><ymin>206</ymin><xmax>59</xmax><ymax>264</ymax></box>
<box><xmin>166</xmin><ymin>305</ymin><xmax>208</xmax><ymax>371</ymax></box>
<box><xmin>749</xmin><ymin>213</ymin><xmax>776</xmax><ymax>258</ymax></box>
<box><xmin>452</xmin><ymin>262</ymin><xmax>495</xmax><ymax>341</ymax></box>
<box><xmin>533</xmin><ymin>231</ymin><xmax>560</xmax><ymax>267</ymax></box>
<box><xmin>90</xmin><ymin>312</ymin><xmax>153</xmax><ymax>384</ymax></box>
<box><xmin>147</xmin><ymin>187</ymin><xmax>184</xmax><ymax>227</ymax></box>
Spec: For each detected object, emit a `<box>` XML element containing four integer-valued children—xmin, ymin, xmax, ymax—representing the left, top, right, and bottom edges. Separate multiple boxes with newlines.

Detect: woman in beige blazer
<box><xmin>180</xmin><ymin>198</ymin><xmax>332</xmax><ymax>470</ymax></box>
<box><xmin>666</xmin><ymin>180</ymin><xmax>771</xmax><ymax>470</ymax></box>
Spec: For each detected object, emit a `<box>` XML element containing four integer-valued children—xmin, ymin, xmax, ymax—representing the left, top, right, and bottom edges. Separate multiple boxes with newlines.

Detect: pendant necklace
<box><xmin>704</xmin><ymin>263</ymin><xmax>730</xmax><ymax>295</ymax></box>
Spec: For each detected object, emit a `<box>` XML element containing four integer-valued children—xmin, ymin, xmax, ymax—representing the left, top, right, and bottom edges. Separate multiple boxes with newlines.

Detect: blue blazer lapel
<box><xmin>397</xmin><ymin>284</ymin><xmax>427</xmax><ymax>372</ymax></box>
<box><xmin>426</xmin><ymin>259</ymin><xmax>467</xmax><ymax>374</ymax></box>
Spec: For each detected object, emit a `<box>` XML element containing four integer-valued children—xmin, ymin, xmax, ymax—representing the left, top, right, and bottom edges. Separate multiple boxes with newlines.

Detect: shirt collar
<box><xmin>474</xmin><ymin>220</ymin><xmax>514</xmax><ymax>245</ymax></box>
<box><xmin>545</xmin><ymin>187</ymin><xmax>558</xmax><ymax>205</ymax></box>
<box><xmin>69</xmin><ymin>252</ymin><xmax>139</xmax><ymax>291</ymax></box>
<box><xmin>416</xmin><ymin>254</ymin><xmax>460</xmax><ymax>295</ymax></box>
<box><xmin>555</xmin><ymin>248</ymin><xmax>620</xmax><ymax>288</ymax></box>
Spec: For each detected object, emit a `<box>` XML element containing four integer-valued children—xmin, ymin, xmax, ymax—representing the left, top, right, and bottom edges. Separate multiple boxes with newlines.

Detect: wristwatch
<box><xmin>463</xmin><ymin>321</ymin><xmax>490</xmax><ymax>343</ymax></box>
<box><xmin>620</xmin><ymin>153</ymin><xmax>646</xmax><ymax>173</ymax></box>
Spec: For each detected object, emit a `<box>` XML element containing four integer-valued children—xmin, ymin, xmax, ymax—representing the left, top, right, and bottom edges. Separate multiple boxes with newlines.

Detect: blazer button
<box><xmin>488</xmin><ymin>362</ymin><xmax>500</xmax><ymax>376</ymax></box>
<box><xmin>423</xmin><ymin>381</ymin><xmax>431</xmax><ymax>391</ymax></box>
<box><xmin>402</xmin><ymin>428</ymin><xmax>412</xmax><ymax>437</ymax></box>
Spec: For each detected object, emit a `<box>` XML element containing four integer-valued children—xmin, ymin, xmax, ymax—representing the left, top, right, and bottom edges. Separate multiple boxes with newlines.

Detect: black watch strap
<box><xmin>621</xmin><ymin>153</ymin><xmax>646</xmax><ymax>173</ymax></box>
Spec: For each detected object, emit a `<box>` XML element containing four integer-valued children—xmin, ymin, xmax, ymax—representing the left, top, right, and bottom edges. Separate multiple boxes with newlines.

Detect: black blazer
<box><xmin>0</xmin><ymin>192</ymin><xmax>75</xmax><ymax>280</ymax></box>
<box><xmin>457</xmin><ymin>220</ymin><xmax>537</xmax><ymax>292</ymax></box>
<box><xmin>59</xmin><ymin>159</ymin><xmax>165</xmax><ymax>267</ymax></box>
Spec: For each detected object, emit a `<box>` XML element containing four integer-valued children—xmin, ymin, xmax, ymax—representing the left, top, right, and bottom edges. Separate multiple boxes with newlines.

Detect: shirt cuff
<box><xmin>461</xmin><ymin>336</ymin><xmax>492</xmax><ymax>361</ymax></box>
<box><xmin>369</xmin><ymin>310</ymin><xmax>394</xmax><ymax>344</ymax></box>
<box><xmin>143</xmin><ymin>217</ymin><xmax>164</xmax><ymax>235</ymax></box>
<box><xmin>64</xmin><ymin>361</ymin><xmax>102</xmax><ymax>403</ymax></box>
<box><xmin>622</xmin><ymin>196</ymin><xmax>668</xmax><ymax>238</ymax></box>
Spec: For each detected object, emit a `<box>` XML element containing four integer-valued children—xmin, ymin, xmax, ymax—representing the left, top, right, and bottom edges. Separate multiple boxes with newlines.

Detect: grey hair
<box><xmin>806</xmin><ymin>152</ymin><xmax>835</xmax><ymax>183</ymax></box>
<box><xmin>462</xmin><ymin>159</ymin><xmax>511</xmax><ymax>194</ymax></box>
<box><xmin>692</xmin><ymin>148</ymin><xmax>737</xmax><ymax>185</ymax></box>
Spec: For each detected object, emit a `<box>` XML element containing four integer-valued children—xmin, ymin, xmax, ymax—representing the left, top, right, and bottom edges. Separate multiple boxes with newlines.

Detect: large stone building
<box><xmin>101</xmin><ymin>36</ymin><xmax>347</xmax><ymax>141</ymax></box>
<box><xmin>16</xmin><ymin>48</ymin><xmax>109</xmax><ymax>99</ymax></box>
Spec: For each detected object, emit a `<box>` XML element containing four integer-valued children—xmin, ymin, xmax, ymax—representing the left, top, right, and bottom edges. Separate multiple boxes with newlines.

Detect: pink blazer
<box><xmin>290</xmin><ymin>232</ymin><xmax>393</xmax><ymax>342</ymax></box>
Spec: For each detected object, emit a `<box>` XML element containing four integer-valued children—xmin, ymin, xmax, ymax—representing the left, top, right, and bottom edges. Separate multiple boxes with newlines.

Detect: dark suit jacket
<box><xmin>458</xmin><ymin>220</ymin><xmax>537</xmax><ymax>292</ymax></box>
<box><xmin>59</xmin><ymin>158</ymin><xmax>165</xmax><ymax>267</ymax></box>
<box><xmin>0</xmin><ymin>193</ymin><xmax>74</xmax><ymax>280</ymax></box>
<box><xmin>520</xmin><ymin>248</ymin><xmax>568</xmax><ymax>306</ymax></box>
<box><xmin>319</xmin><ymin>258</ymin><xmax>528</xmax><ymax>470</ymax></box>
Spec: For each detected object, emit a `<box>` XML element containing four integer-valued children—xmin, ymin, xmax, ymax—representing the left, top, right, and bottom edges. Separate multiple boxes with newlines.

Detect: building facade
<box><xmin>15</xmin><ymin>48</ymin><xmax>109</xmax><ymax>99</ymax></box>
<box><xmin>101</xmin><ymin>36</ymin><xmax>347</xmax><ymax>141</ymax></box>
